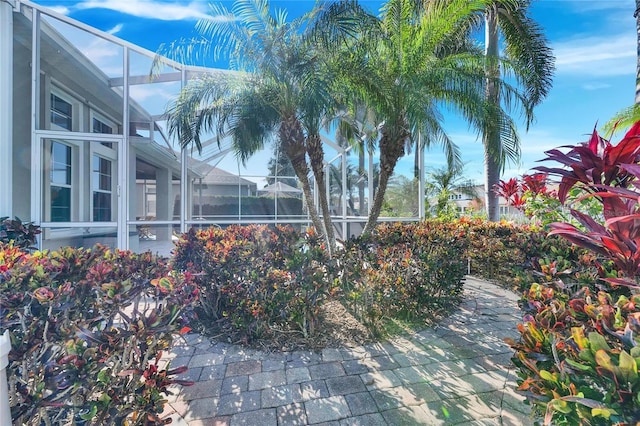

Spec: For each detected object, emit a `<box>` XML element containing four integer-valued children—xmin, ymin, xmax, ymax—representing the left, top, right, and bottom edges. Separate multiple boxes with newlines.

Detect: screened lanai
<box><xmin>1</xmin><ymin>0</ymin><xmax>426</xmax><ymax>255</ymax></box>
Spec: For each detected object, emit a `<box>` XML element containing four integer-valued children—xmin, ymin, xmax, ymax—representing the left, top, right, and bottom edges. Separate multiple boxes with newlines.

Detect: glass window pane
<box><xmin>93</xmin><ymin>117</ymin><xmax>113</xmax><ymax>134</ymax></box>
<box><xmin>51</xmin><ymin>186</ymin><xmax>71</xmax><ymax>222</ymax></box>
<box><xmin>93</xmin><ymin>156</ymin><xmax>112</xmax><ymax>191</ymax></box>
<box><xmin>93</xmin><ymin>192</ymin><xmax>111</xmax><ymax>221</ymax></box>
<box><xmin>51</xmin><ymin>142</ymin><xmax>71</xmax><ymax>184</ymax></box>
<box><xmin>52</xmin><ymin>94</ymin><xmax>72</xmax><ymax>116</ymax></box>
<box><xmin>51</xmin><ymin>94</ymin><xmax>72</xmax><ymax>130</ymax></box>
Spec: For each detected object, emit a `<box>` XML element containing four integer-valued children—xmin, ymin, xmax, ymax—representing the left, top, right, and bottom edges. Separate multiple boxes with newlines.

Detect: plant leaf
<box><xmin>618</xmin><ymin>350</ymin><xmax>637</xmax><ymax>383</ymax></box>
<box><xmin>594</xmin><ymin>349</ymin><xmax>614</xmax><ymax>371</ymax></box>
<box><xmin>588</xmin><ymin>332</ymin><xmax>611</xmax><ymax>352</ymax></box>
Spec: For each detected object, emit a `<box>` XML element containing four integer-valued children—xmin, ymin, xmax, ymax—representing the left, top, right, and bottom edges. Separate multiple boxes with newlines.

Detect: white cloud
<box><xmin>583</xmin><ymin>82</ymin><xmax>611</xmax><ymax>90</ymax></box>
<box><xmin>130</xmin><ymin>84</ymin><xmax>176</xmax><ymax>103</ymax></box>
<box><xmin>47</xmin><ymin>5</ymin><xmax>71</xmax><ymax>15</ymax></box>
<box><xmin>519</xmin><ymin>130</ymin><xmax>579</xmax><ymax>155</ymax></box>
<box><xmin>74</xmin><ymin>0</ymin><xmax>210</xmax><ymax>21</ymax></box>
<box><xmin>553</xmin><ymin>34</ymin><xmax>635</xmax><ymax>77</ymax></box>
<box><xmin>106</xmin><ymin>23</ymin><xmax>123</xmax><ymax>35</ymax></box>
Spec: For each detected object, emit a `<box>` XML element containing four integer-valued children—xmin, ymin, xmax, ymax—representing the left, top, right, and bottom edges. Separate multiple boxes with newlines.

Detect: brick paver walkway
<box><xmin>161</xmin><ymin>276</ymin><xmax>531</xmax><ymax>425</ymax></box>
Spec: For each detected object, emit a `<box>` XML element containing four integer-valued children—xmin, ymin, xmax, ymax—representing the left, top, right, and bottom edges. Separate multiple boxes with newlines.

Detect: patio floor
<box><xmin>160</xmin><ymin>276</ymin><xmax>532</xmax><ymax>425</ymax></box>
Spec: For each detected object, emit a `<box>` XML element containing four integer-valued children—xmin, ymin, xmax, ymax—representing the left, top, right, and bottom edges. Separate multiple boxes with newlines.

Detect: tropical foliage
<box><xmin>172</xmin><ymin>225</ymin><xmax>335</xmax><ymax>340</ymax></box>
<box><xmin>340</xmin><ymin>221</ymin><xmax>467</xmax><ymax>336</ymax></box>
<box><xmin>425</xmin><ymin>166</ymin><xmax>479</xmax><ymax>218</ymax></box>
<box><xmin>160</xmin><ymin>0</ymin><xmax>555</xmax><ymax>244</ymax></box>
<box><xmin>508</xmin><ymin>123</ymin><xmax>640</xmax><ymax>424</ymax></box>
<box><xmin>340</xmin><ymin>0</ymin><xmax>513</xmax><ymax>235</ymax></box>
<box><xmin>266</xmin><ymin>141</ymin><xmax>297</xmax><ymax>188</ymax></box>
<box><xmin>481</xmin><ymin>0</ymin><xmax>555</xmax><ymax>221</ymax></box>
<box><xmin>1</xmin><ymin>244</ymin><xmax>197</xmax><ymax>425</ymax></box>
<box><xmin>380</xmin><ymin>175</ymin><xmax>421</xmax><ymax>217</ymax></box>
<box><xmin>160</xmin><ymin>0</ymin><xmax>366</xmax><ymax>256</ymax></box>
<box><xmin>0</xmin><ymin>216</ymin><xmax>40</xmax><ymax>249</ymax></box>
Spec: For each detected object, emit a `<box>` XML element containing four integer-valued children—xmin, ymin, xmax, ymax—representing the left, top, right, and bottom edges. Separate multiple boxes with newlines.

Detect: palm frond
<box><xmin>228</xmin><ymin>88</ymin><xmax>280</xmax><ymax>164</ymax></box>
<box><xmin>497</xmin><ymin>0</ymin><xmax>555</xmax><ymax>116</ymax></box>
<box><xmin>602</xmin><ymin>104</ymin><xmax>640</xmax><ymax>138</ymax></box>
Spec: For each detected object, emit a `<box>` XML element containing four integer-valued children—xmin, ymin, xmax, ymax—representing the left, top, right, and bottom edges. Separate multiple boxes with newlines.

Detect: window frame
<box><xmin>49</xmin><ymin>88</ymin><xmax>81</xmax><ymax>132</ymax></box>
<box><xmin>49</xmin><ymin>140</ymin><xmax>74</xmax><ymax>222</ymax></box>
<box><xmin>91</xmin><ymin>150</ymin><xmax>116</xmax><ymax>222</ymax></box>
<box><xmin>43</xmin><ymin>86</ymin><xmax>122</xmax><ymax>239</ymax></box>
<box><xmin>90</xmin><ymin>111</ymin><xmax>118</xmax><ymax>223</ymax></box>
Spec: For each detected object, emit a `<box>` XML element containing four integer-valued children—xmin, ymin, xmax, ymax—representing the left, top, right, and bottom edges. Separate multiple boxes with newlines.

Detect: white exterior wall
<box><xmin>0</xmin><ymin>0</ymin><xmax>14</xmax><ymax>217</ymax></box>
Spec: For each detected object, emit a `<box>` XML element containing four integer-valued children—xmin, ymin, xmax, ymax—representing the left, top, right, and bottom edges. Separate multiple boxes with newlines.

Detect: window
<box><xmin>92</xmin><ymin>155</ymin><xmax>112</xmax><ymax>221</ymax></box>
<box><xmin>50</xmin><ymin>142</ymin><xmax>72</xmax><ymax>222</ymax></box>
<box><xmin>93</xmin><ymin>117</ymin><xmax>114</xmax><ymax>148</ymax></box>
<box><xmin>92</xmin><ymin>117</ymin><xmax>113</xmax><ymax>134</ymax></box>
<box><xmin>51</xmin><ymin>94</ymin><xmax>73</xmax><ymax>130</ymax></box>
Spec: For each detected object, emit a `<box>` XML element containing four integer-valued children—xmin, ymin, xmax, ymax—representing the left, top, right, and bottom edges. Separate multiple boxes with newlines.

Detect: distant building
<box><xmin>446</xmin><ymin>184</ymin><xmax>523</xmax><ymax>218</ymax></box>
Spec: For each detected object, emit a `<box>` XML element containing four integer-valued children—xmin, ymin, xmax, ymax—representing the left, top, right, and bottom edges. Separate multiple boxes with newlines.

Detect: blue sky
<box><xmin>32</xmin><ymin>0</ymin><xmax>637</xmax><ymax>184</ymax></box>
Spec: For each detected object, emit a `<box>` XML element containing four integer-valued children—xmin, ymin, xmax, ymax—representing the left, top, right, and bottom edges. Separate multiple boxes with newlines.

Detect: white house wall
<box><xmin>1</xmin><ymin>0</ymin><xmax>14</xmax><ymax>218</ymax></box>
<box><xmin>3</xmin><ymin>1</ymin><xmax>389</xmax><ymax>253</ymax></box>
<box><xmin>11</xmin><ymin>18</ymin><xmax>31</xmax><ymax>220</ymax></box>
<box><xmin>6</xmin><ymin>4</ymin><xmax>193</xmax><ymax>252</ymax></box>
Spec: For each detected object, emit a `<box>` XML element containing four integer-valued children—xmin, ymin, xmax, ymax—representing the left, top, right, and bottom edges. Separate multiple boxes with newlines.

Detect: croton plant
<box><xmin>506</xmin><ymin>123</ymin><xmax>640</xmax><ymax>424</ymax></box>
<box><xmin>1</xmin><ymin>244</ymin><xmax>198</xmax><ymax>425</ymax></box>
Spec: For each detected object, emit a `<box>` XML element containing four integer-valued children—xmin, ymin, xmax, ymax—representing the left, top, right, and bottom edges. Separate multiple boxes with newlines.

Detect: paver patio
<box><xmin>161</xmin><ymin>276</ymin><xmax>532</xmax><ymax>425</ymax></box>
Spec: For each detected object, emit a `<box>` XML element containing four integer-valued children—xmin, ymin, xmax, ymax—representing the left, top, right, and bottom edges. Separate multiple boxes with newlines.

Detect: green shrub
<box><xmin>340</xmin><ymin>221</ymin><xmax>467</xmax><ymax>336</ymax></box>
<box><xmin>0</xmin><ymin>244</ymin><xmax>197</xmax><ymax>425</ymax></box>
<box><xmin>452</xmin><ymin>217</ymin><xmax>593</xmax><ymax>293</ymax></box>
<box><xmin>172</xmin><ymin>224</ymin><xmax>335</xmax><ymax>340</ymax></box>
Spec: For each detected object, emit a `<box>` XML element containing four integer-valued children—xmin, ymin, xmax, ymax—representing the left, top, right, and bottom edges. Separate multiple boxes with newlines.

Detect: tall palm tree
<box><xmin>602</xmin><ymin>4</ymin><xmax>640</xmax><ymax>134</ymax></box>
<box><xmin>340</xmin><ymin>0</ymin><xmax>526</xmax><ymax>235</ymax></box>
<box><xmin>481</xmin><ymin>0</ymin><xmax>554</xmax><ymax>221</ymax></box>
<box><xmin>160</xmin><ymin>0</ymin><xmax>362</xmax><ymax>256</ymax></box>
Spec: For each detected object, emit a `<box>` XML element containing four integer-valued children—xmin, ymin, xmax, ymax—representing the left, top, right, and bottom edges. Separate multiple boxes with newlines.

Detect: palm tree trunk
<box><xmin>358</xmin><ymin>143</ymin><xmax>365</xmax><ymax>216</ymax></box>
<box><xmin>307</xmin><ymin>133</ymin><xmax>336</xmax><ymax>255</ymax></box>
<box><xmin>636</xmin><ymin>0</ymin><xmax>640</xmax><ymax>104</ymax></box>
<box><xmin>279</xmin><ymin>119</ymin><xmax>326</xmax><ymax>241</ymax></box>
<box><xmin>484</xmin><ymin>7</ymin><xmax>501</xmax><ymax>222</ymax></box>
<box><xmin>362</xmin><ymin>130</ymin><xmax>405</xmax><ymax>235</ymax></box>
<box><xmin>484</xmin><ymin>147</ymin><xmax>501</xmax><ymax>220</ymax></box>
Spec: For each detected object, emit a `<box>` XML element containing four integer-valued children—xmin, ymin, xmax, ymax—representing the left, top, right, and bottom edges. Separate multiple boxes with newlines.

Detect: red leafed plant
<box><xmin>1</xmin><ymin>244</ymin><xmax>198</xmax><ymax>425</ymax></box>
<box><xmin>522</xmin><ymin>173</ymin><xmax>551</xmax><ymax>196</ymax></box>
<box><xmin>537</xmin><ymin>122</ymin><xmax>640</xmax><ymax>287</ymax></box>
<box><xmin>495</xmin><ymin>177</ymin><xmax>521</xmax><ymax>201</ymax></box>
<box><xmin>507</xmin><ymin>122</ymin><xmax>640</xmax><ymax>425</ymax></box>
<box><xmin>494</xmin><ymin>173</ymin><xmax>551</xmax><ymax>213</ymax></box>
<box><xmin>535</xmin><ymin>122</ymin><xmax>640</xmax><ymax>218</ymax></box>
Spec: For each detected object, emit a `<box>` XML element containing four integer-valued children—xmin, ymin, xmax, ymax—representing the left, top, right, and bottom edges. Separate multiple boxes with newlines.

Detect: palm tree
<box><xmin>425</xmin><ymin>165</ymin><xmax>478</xmax><ymax>217</ymax></box>
<box><xmin>266</xmin><ymin>140</ymin><xmax>297</xmax><ymax>188</ymax></box>
<box><xmin>602</xmin><ymin>4</ymin><xmax>640</xmax><ymax>134</ymax></box>
<box><xmin>329</xmin><ymin>162</ymin><xmax>363</xmax><ymax>215</ymax></box>
<box><xmin>340</xmin><ymin>0</ymin><xmax>526</xmax><ymax>235</ymax></box>
<box><xmin>159</xmin><ymin>0</ymin><xmax>363</xmax><ymax>256</ymax></box>
<box><xmin>333</xmin><ymin>107</ymin><xmax>381</xmax><ymax>216</ymax></box>
<box><xmin>382</xmin><ymin>175</ymin><xmax>421</xmax><ymax>217</ymax></box>
<box><xmin>481</xmin><ymin>0</ymin><xmax>554</xmax><ymax>221</ymax></box>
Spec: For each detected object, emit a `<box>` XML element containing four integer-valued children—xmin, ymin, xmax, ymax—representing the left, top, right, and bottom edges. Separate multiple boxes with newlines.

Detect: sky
<box><xmin>30</xmin><ymin>0</ymin><xmax>638</xmax><ymax>185</ymax></box>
